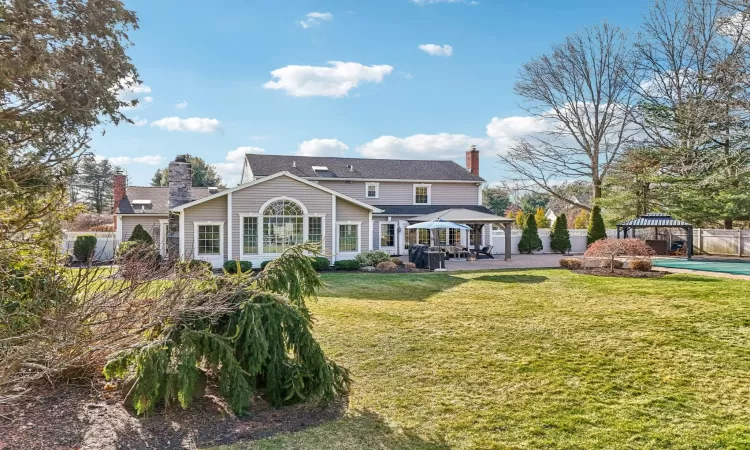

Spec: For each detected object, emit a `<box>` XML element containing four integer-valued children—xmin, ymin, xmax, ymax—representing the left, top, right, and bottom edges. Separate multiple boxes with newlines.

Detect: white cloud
<box><xmin>263</xmin><ymin>61</ymin><xmax>394</xmax><ymax>98</ymax></box>
<box><xmin>297</xmin><ymin>139</ymin><xmax>349</xmax><ymax>157</ymax></box>
<box><xmin>299</xmin><ymin>11</ymin><xmax>333</xmax><ymax>28</ymax></box>
<box><xmin>175</xmin><ymin>100</ymin><xmax>188</xmax><ymax>109</ymax></box>
<box><xmin>131</xmin><ymin>116</ymin><xmax>148</xmax><ymax>127</ymax></box>
<box><xmin>485</xmin><ymin>116</ymin><xmax>549</xmax><ymax>153</ymax></box>
<box><xmin>150</xmin><ymin>117</ymin><xmax>221</xmax><ymax>133</ymax></box>
<box><xmin>212</xmin><ymin>146</ymin><xmax>265</xmax><ymax>186</ymax></box>
<box><xmin>108</xmin><ymin>155</ymin><xmax>164</xmax><ymax>166</ymax></box>
<box><xmin>357</xmin><ymin>133</ymin><xmax>488</xmax><ymax>159</ymax></box>
<box><xmin>116</xmin><ymin>76</ymin><xmax>153</xmax><ymax>109</ymax></box>
<box><xmin>418</xmin><ymin>44</ymin><xmax>453</xmax><ymax>57</ymax></box>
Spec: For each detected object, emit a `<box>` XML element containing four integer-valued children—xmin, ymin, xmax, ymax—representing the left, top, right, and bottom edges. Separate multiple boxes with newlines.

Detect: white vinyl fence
<box><xmin>62</xmin><ymin>232</ymin><xmax>118</xmax><ymax>262</ymax></box>
<box><xmin>491</xmin><ymin>229</ymin><xmax>617</xmax><ymax>255</ymax></box>
<box><xmin>671</xmin><ymin>229</ymin><xmax>750</xmax><ymax>257</ymax></box>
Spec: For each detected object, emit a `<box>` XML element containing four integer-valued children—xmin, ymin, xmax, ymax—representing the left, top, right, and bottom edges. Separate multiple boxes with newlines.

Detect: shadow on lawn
<box><xmin>657</xmin><ymin>274</ymin><xmax>725</xmax><ymax>283</ymax></box>
<box><xmin>318</xmin><ymin>272</ymin><xmax>470</xmax><ymax>301</ymax></box>
<box><xmin>473</xmin><ymin>274</ymin><xmax>548</xmax><ymax>284</ymax></box>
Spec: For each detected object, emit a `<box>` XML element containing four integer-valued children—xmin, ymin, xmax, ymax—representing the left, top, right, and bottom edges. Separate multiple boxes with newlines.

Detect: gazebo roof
<box><xmin>617</xmin><ymin>212</ymin><xmax>693</xmax><ymax>228</ymax></box>
<box><xmin>408</xmin><ymin>208</ymin><xmax>514</xmax><ymax>224</ymax></box>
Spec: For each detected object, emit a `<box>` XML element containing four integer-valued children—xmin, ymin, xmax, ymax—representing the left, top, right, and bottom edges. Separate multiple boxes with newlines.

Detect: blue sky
<box><xmin>94</xmin><ymin>0</ymin><xmax>653</xmax><ymax>186</ymax></box>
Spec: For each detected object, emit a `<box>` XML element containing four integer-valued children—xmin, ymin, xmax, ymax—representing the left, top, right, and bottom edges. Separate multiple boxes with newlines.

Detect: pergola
<box><xmin>407</xmin><ymin>208</ymin><xmax>515</xmax><ymax>261</ymax></box>
<box><xmin>616</xmin><ymin>212</ymin><xmax>694</xmax><ymax>258</ymax></box>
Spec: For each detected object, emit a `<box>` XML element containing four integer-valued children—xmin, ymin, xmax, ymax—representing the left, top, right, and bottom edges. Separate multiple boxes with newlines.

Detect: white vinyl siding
<box><xmin>182</xmin><ymin>196</ymin><xmax>228</xmax><ymax>261</ymax></box>
<box><xmin>336</xmin><ymin>199</ymin><xmax>370</xmax><ymax>253</ymax></box>
<box><xmin>231</xmin><ymin>176</ymin><xmax>334</xmax><ymax>259</ymax></box>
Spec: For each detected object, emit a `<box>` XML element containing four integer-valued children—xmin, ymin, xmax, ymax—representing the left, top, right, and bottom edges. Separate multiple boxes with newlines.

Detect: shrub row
<box><xmin>559</xmin><ymin>257</ymin><xmax>651</xmax><ymax>271</ymax></box>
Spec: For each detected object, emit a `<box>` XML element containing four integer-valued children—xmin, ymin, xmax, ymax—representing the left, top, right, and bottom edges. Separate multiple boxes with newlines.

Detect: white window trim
<box><xmin>379</xmin><ymin>221</ymin><xmax>397</xmax><ymax>249</ymax></box>
<box><xmin>307</xmin><ymin>215</ymin><xmax>327</xmax><ymax>252</ymax></box>
<box><xmin>365</xmin><ymin>182</ymin><xmax>379</xmax><ymax>199</ymax></box>
<box><xmin>158</xmin><ymin>218</ymin><xmax>169</xmax><ymax>257</ymax></box>
<box><xmin>193</xmin><ymin>221</ymin><xmax>224</xmax><ymax>260</ymax></box>
<box><xmin>336</xmin><ymin>221</ymin><xmax>362</xmax><ymax>255</ymax></box>
<box><xmin>258</xmin><ymin>196</ymin><xmax>309</xmax><ymax>215</ymax></box>
<box><xmin>238</xmin><ymin>213</ymin><xmax>261</xmax><ymax>258</ymax></box>
<box><xmin>413</xmin><ymin>184</ymin><xmax>432</xmax><ymax>205</ymax></box>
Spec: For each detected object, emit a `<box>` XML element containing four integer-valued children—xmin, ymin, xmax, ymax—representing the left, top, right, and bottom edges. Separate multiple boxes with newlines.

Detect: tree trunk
<box><xmin>593</xmin><ymin>182</ymin><xmax>602</xmax><ymax>200</ymax></box>
<box><xmin>725</xmin><ymin>218</ymin><xmax>733</xmax><ymax>230</ymax></box>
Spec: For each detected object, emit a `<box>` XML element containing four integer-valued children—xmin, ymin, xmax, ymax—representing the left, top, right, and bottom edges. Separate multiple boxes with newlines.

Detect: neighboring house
<box><xmin>114</xmin><ymin>148</ymin><xmax>495</xmax><ymax>268</ymax></box>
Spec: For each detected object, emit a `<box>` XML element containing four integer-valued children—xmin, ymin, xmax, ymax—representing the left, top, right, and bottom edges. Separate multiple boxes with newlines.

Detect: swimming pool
<box><xmin>652</xmin><ymin>258</ymin><xmax>750</xmax><ymax>276</ymax></box>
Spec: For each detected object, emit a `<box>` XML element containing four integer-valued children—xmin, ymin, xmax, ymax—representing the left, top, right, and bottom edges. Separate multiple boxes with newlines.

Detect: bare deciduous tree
<box><xmin>499</xmin><ymin>23</ymin><xmax>636</xmax><ymax>210</ymax></box>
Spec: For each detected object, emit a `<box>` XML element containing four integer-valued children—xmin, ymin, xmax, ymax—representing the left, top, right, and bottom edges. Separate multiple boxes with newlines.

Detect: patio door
<box><xmin>380</xmin><ymin>222</ymin><xmax>396</xmax><ymax>254</ymax></box>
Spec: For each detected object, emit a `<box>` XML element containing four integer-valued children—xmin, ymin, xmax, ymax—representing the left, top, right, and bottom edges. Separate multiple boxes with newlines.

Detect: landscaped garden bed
<box><xmin>0</xmin><ymin>379</ymin><xmax>346</xmax><ymax>449</ymax></box>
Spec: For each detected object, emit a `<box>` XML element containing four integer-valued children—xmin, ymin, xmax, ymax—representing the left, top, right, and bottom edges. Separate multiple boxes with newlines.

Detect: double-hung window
<box><xmin>380</xmin><ymin>223</ymin><xmax>395</xmax><ymax>247</ymax></box>
<box><xmin>197</xmin><ymin>225</ymin><xmax>221</xmax><ymax>255</ymax></box>
<box><xmin>365</xmin><ymin>182</ymin><xmax>379</xmax><ymax>199</ymax></box>
<box><xmin>308</xmin><ymin>217</ymin><xmax>323</xmax><ymax>245</ymax></box>
<box><xmin>449</xmin><ymin>228</ymin><xmax>461</xmax><ymax>246</ymax></box>
<box><xmin>418</xmin><ymin>228</ymin><xmax>431</xmax><ymax>245</ymax></box>
<box><xmin>338</xmin><ymin>224</ymin><xmax>359</xmax><ymax>252</ymax></box>
<box><xmin>413</xmin><ymin>184</ymin><xmax>431</xmax><ymax>205</ymax></box>
<box><xmin>242</xmin><ymin>217</ymin><xmax>258</xmax><ymax>255</ymax></box>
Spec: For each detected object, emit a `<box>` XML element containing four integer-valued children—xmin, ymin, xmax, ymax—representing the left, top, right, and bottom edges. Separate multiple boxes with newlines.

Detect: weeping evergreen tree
<box><xmin>550</xmin><ymin>213</ymin><xmax>571</xmax><ymax>254</ymax></box>
<box><xmin>518</xmin><ymin>214</ymin><xmax>543</xmax><ymax>254</ymax></box>
<box><xmin>103</xmin><ymin>243</ymin><xmax>349</xmax><ymax>415</ymax></box>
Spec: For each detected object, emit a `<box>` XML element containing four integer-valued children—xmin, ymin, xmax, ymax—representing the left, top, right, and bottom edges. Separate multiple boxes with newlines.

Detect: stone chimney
<box><xmin>168</xmin><ymin>155</ymin><xmax>193</xmax><ymax>209</ymax></box>
<box><xmin>466</xmin><ymin>145</ymin><xmax>480</xmax><ymax>176</ymax></box>
<box><xmin>167</xmin><ymin>155</ymin><xmax>192</xmax><ymax>260</ymax></box>
<box><xmin>112</xmin><ymin>172</ymin><xmax>127</xmax><ymax>229</ymax></box>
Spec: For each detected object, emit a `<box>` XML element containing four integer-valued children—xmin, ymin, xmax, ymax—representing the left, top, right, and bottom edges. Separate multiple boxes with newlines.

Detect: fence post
<box><xmin>740</xmin><ymin>230</ymin><xmax>745</xmax><ymax>257</ymax></box>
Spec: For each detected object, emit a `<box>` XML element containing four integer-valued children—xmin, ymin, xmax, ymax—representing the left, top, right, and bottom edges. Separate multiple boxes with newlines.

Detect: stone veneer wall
<box><xmin>167</xmin><ymin>155</ymin><xmax>192</xmax><ymax>260</ymax></box>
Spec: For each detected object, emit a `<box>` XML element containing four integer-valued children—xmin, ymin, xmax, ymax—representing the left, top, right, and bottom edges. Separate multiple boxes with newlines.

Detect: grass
<box><xmin>214</xmin><ymin>269</ymin><xmax>750</xmax><ymax>449</ymax></box>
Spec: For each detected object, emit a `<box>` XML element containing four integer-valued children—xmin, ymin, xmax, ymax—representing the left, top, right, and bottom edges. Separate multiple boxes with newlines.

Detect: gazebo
<box><xmin>616</xmin><ymin>213</ymin><xmax>694</xmax><ymax>258</ymax></box>
<box><xmin>407</xmin><ymin>208</ymin><xmax>515</xmax><ymax>261</ymax></box>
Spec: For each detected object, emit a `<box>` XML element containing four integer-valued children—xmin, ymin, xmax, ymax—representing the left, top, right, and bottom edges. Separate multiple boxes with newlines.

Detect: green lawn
<box><xmin>218</xmin><ymin>269</ymin><xmax>750</xmax><ymax>450</ymax></box>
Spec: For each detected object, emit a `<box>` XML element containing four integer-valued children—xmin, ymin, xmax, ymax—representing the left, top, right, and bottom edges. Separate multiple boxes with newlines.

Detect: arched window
<box><xmin>262</xmin><ymin>199</ymin><xmax>304</xmax><ymax>253</ymax></box>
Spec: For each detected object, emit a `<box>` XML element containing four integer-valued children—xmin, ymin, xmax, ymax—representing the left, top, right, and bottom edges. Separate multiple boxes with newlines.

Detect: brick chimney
<box><xmin>466</xmin><ymin>145</ymin><xmax>480</xmax><ymax>176</ymax></box>
<box><xmin>167</xmin><ymin>155</ymin><xmax>192</xmax><ymax>260</ymax></box>
<box><xmin>112</xmin><ymin>172</ymin><xmax>127</xmax><ymax>229</ymax></box>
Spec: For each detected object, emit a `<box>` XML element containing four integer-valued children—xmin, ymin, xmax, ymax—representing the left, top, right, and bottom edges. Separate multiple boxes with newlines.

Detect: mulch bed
<box><xmin>573</xmin><ymin>268</ymin><xmax>666</xmax><ymax>278</ymax></box>
<box><xmin>0</xmin><ymin>377</ymin><xmax>346</xmax><ymax>450</ymax></box>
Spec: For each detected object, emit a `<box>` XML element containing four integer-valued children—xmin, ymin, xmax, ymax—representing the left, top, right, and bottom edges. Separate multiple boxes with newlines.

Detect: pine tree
<box><xmin>129</xmin><ymin>224</ymin><xmax>155</xmax><ymax>244</ymax></box>
<box><xmin>518</xmin><ymin>214</ymin><xmax>543</xmax><ymax>254</ymax></box>
<box><xmin>535</xmin><ymin>207</ymin><xmax>550</xmax><ymax>228</ymax></box>
<box><xmin>587</xmin><ymin>205</ymin><xmax>607</xmax><ymax>245</ymax></box>
<box><xmin>550</xmin><ymin>213</ymin><xmax>571</xmax><ymax>254</ymax></box>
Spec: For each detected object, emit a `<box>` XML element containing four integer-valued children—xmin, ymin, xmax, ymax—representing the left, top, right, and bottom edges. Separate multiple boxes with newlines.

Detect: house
<box><xmin>114</xmin><ymin>147</ymin><xmax>497</xmax><ymax>268</ymax></box>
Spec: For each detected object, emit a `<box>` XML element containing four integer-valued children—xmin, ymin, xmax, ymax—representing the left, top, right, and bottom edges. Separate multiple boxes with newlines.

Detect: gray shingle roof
<box><xmin>374</xmin><ymin>205</ymin><xmax>495</xmax><ymax>216</ymax></box>
<box><xmin>116</xmin><ymin>187</ymin><xmax>215</xmax><ymax>214</ymax></box>
<box><xmin>618</xmin><ymin>213</ymin><xmax>693</xmax><ymax>228</ymax></box>
<box><xmin>247</xmin><ymin>154</ymin><xmax>484</xmax><ymax>182</ymax></box>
